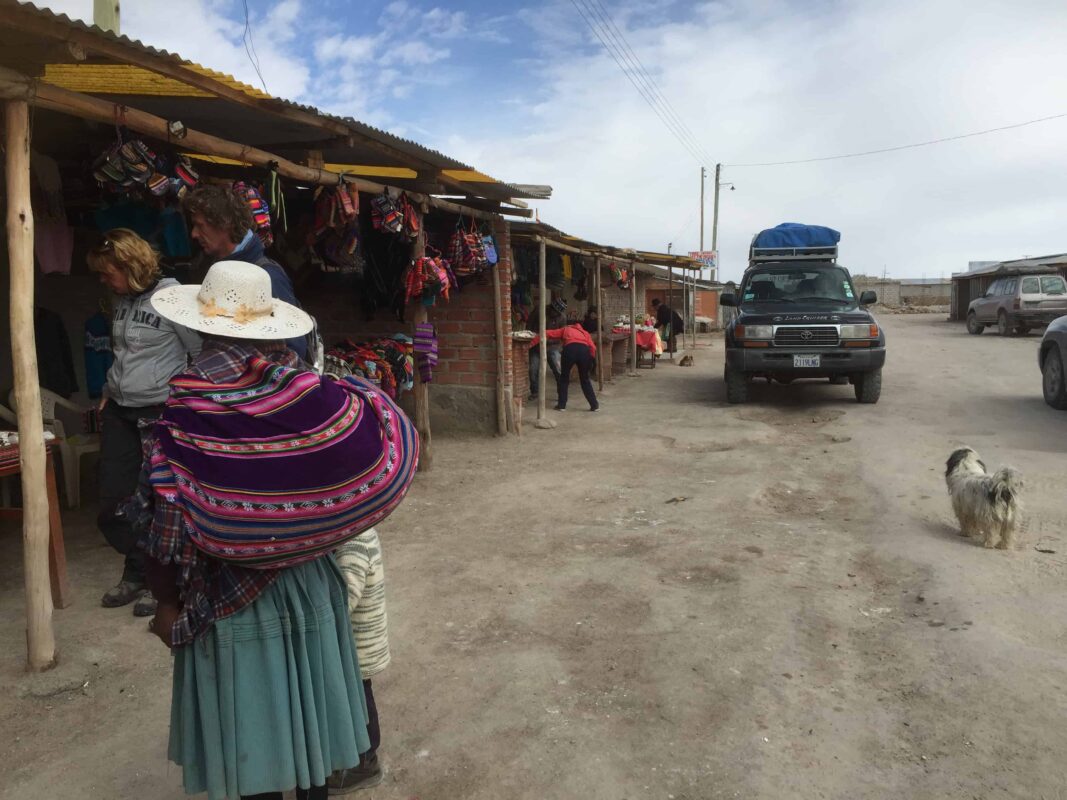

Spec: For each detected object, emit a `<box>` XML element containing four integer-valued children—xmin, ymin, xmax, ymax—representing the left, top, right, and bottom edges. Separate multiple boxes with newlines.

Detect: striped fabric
<box><xmin>150</xmin><ymin>356</ymin><xmax>418</xmax><ymax>569</ymax></box>
<box><xmin>335</xmin><ymin>528</ymin><xmax>390</xmax><ymax>677</ymax></box>
<box><xmin>413</xmin><ymin>322</ymin><xmax>438</xmax><ymax>383</ymax></box>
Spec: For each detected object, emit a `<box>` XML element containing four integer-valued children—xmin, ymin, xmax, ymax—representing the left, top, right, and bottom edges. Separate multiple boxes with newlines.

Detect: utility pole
<box><xmin>711</xmin><ymin>162</ymin><xmax>721</xmax><ymax>255</ymax></box>
<box><xmin>700</xmin><ymin>166</ymin><xmax>706</xmax><ymax>253</ymax></box>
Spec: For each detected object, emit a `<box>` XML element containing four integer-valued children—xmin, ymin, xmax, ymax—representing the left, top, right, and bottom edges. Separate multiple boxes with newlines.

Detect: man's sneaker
<box><xmin>133</xmin><ymin>592</ymin><xmax>158</xmax><ymax>618</ymax></box>
<box><xmin>101</xmin><ymin>581</ymin><xmax>146</xmax><ymax>608</ymax></box>
<box><xmin>327</xmin><ymin>754</ymin><xmax>383</xmax><ymax>795</ymax></box>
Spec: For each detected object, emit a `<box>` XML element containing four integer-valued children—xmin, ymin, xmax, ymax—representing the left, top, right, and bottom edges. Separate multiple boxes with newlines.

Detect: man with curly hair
<box><xmin>183</xmin><ymin>185</ymin><xmax>308</xmax><ymax>359</ymax></box>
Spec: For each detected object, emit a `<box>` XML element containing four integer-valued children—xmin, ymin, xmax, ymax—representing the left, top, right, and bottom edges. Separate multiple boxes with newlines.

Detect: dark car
<box><xmin>721</xmin><ymin>262</ymin><xmax>886</xmax><ymax>404</ymax></box>
<box><xmin>1039</xmin><ymin>315</ymin><xmax>1067</xmax><ymax>409</ymax></box>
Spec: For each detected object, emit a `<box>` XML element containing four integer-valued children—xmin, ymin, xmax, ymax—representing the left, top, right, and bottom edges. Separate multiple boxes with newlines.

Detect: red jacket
<box><xmin>543</xmin><ymin>323</ymin><xmax>596</xmax><ymax>358</ymax></box>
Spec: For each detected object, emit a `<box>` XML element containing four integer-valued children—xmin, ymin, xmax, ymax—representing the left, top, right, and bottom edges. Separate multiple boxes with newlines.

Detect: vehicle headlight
<box><xmin>840</xmin><ymin>324</ymin><xmax>879</xmax><ymax>339</ymax></box>
<box><xmin>736</xmin><ymin>324</ymin><xmax>773</xmax><ymax>340</ymax></box>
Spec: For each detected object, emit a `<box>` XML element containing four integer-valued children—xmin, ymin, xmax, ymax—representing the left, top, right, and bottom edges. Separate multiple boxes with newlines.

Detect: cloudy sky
<box><xmin>34</xmin><ymin>0</ymin><xmax>1067</xmax><ymax>282</ymax></box>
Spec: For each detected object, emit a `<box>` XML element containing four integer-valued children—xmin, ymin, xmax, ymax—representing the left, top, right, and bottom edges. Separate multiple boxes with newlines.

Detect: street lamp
<box><xmin>711</xmin><ymin>162</ymin><xmax>735</xmax><ymax>282</ymax></box>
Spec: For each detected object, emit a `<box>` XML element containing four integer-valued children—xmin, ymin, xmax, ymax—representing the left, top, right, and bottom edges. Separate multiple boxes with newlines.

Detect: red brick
<box><xmin>458</xmin><ymin>347</ymin><xmax>482</xmax><ymax>360</ymax></box>
<box><xmin>460</xmin><ymin>321</ymin><xmax>492</xmax><ymax>335</ymax></box>
<box><xmin>436</xmin><ymin>321</ymin><xmax>462</xmax><ymax>335</ymax></box>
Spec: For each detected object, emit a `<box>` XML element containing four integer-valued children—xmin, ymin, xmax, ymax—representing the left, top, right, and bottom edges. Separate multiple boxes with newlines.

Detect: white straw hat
<box><xmin>151</xmin><ymin>260</ymin><xmax>313</xmax><ymax>339</ymax></box>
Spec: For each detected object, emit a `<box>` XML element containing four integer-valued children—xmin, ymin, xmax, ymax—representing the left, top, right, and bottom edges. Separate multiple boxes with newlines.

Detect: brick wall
<box><xmin>304</xmin><ymin>215</ymin><xmax>514</xmax><ymax>435</ymax></box>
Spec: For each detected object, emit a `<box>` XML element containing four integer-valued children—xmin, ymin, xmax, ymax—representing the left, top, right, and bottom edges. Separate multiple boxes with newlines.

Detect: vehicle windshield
<box><xmin>740</xmin><ymin>266</ymin><xmax>856</xmax><ymax>305</ymax></box>
<box><xmin>1040</xmin><ymin>276</ymin><xmax>1066</xmax><ymax>295</ymax></box>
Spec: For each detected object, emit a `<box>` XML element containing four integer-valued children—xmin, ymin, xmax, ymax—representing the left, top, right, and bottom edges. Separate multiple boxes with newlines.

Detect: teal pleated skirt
<box><xmin>168</xmin><ymin>555</ymin><xmax>371</xmax><ymax>799</ymax></box>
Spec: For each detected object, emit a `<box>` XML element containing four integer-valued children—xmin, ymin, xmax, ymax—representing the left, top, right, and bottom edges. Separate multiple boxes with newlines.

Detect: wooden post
<box><xmin>490</xmin><ymin>245</ymin><xmax>508</xmax><ymax>437</ymax></box>
<box><xmin>535</xmin><ymin>239</ymin><xmax>554</xmax><ymax>429</ymax></box>
<box><xmin>595</xmin><ymin>257</ymin><xmax>604</xmax><ymax>392</ymax></box>
<box><xmin>412</xmin><ymin>218</ymin><xmax>433</xmax><ymax>471</ymax></box>
<box><xmin>6</xmin><ymin>100</ymin><xmax>56</xmax><ymax>671</ymax></box>
<box><xmin>629</xmin><ymin>269</ymin><xmax>638</xmax><ymax>376</ymax></box>
<box><xmin>668</xmin><ymin>265</ymin><xmax>675</xmax><ymax>359</ymax></box>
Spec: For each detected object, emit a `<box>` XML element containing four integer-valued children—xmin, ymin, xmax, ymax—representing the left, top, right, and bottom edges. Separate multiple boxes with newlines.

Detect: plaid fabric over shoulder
<box><xmin>150</xmin><ymin>354</ymin><xmax>419</xmax><ymax>569</ymax></box>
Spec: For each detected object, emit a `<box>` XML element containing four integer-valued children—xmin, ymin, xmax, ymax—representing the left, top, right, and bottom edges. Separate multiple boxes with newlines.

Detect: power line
<box><xmin>242</xmin><ymin>0</ymin><xmax>268</xmax><ymax>93</ymax></box>
<box><xmin>576</xmin><ymin>0</ymin><xmax>711</xmax><ymax>166</ymax></box>
<box><xmin>727</xmin><ymin>111</ymin><xmax>1067</xmax><ymax>167</ymax></box>
<box><xmin>582</xmin><ymin>0</ymin><xmax>713</xmax><ymax>165</ymax></box>
<box><xmin>570</xmin><ymin>0</ymin><xmax>708</xmax><ymax>167</ymax></box>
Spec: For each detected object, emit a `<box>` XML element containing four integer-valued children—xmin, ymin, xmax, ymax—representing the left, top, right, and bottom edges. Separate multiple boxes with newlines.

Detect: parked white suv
<box><xmin>967</xmin><ymin>273</ymin><xmax>1067</xmax><ymax>336</ymax></box>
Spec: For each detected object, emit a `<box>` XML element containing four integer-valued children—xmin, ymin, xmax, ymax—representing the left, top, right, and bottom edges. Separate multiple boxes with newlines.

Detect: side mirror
<box><xmin>859</xmin><ymin>290</ymin><xmax>878</xmax><ymax>306</ymax></box>
<box><xmin>720</xmin><ymin>292</ymin><xmax>737</xmax><ymax>307</ymax></box>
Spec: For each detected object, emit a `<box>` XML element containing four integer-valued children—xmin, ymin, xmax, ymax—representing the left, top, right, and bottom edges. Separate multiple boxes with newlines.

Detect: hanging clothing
<box><xmin>159</xmin><ymin>206</ymin><xmax>192</xmax><ymax>258</ymax></box>
<box><xmin>84</xmin><ymin>311</ymin><xmax>114</xmax><ymax>399</ymax></box>
<box><xmin>34</xmin><ymin>307</ymin><xmax>78</xmax><ymax>398</ymax></box>
<box><xmin>561</xmin><ymin>254</ymin><xmax>573</xmax><ymax>281</ymax></box>
<box><xmin>31</xmin><ymin>152</ymin><xmax>73</xmax><ymax>275</ymax></box>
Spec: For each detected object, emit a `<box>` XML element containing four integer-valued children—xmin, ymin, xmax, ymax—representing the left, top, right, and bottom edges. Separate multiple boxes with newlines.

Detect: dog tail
<box><xmin>988</xmin><ymin>467</ymin><xmax>1023</xmax><ymax>506</ymax></box>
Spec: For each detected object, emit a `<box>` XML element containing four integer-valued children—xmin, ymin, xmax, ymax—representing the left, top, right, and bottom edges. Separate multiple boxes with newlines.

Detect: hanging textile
<box><xmin>413</xmin><ymin>323</ymin><xmax>438</xmax><ymax>384</ymax></box>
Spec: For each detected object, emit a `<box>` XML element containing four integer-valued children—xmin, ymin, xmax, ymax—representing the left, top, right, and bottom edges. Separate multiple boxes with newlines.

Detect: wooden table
<box><xmin>0</xmin><ymin>444</ymin><xmax>72</xmax><ymax>608</ymax></box>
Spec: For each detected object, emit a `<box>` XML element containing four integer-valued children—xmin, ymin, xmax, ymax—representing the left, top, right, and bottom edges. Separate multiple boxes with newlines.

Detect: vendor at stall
<box><xmin>182</xmin><ymin>185</ymin><xmax>308</xmax><ymax>360</ymax></box>
<box><xmin>581</xmin><ymin>305</ymin><xmax>603</xmax><ymax>334</ymax></box>
<box><xmin>651</xmin><ymin>298</ymin><xmax>684</xmax><ymax>352</ymax></box>
<box><xmin>543</xmin><ymin>321</ymin><xmax>599</xmax><ymax>412</ymax></box>
<box><xmin>90</xmin><ymin>228</ymin><xmax>201</xmax><ymax>617</ymax></box>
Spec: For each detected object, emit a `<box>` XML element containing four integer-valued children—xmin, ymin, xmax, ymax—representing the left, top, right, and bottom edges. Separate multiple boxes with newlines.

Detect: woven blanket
<box><xmin>150</xmin><ymin>357</ymin><xmax>418</xmax><ymax>568</ymax></box>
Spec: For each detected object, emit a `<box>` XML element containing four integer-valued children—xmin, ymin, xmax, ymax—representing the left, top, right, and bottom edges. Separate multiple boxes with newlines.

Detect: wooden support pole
<box><xmin>595</xmin><ymin>257</ymin><xmax>604</xmax><ymax>392</ymax></box>
<box><xmin>535</xmin><ymin>239</ymin><xmax>555</xmax><ymax>429</ymax></box>
<box><xmin>412</xmin><ymin>218</ymin><xmax>433</xmax><ymax>471</ymax></box>
<box><xmin>6</xmin><ymin>100</ymin><xmax>56</xmax><ymax>671</ymax></box>
<box><xmin>668</xmin><ymin>265</ymin><xmax>675</xmax><ymax>359</ymax></box>
<box><xmin>629</xmin><ymin>271</ymin><xmax>638</xmax><ymax>376</ymax></box>
<box><xmin>490</xmin><ymin>245</ymin><xmax>508</xmax><ymax>437</ymax></box>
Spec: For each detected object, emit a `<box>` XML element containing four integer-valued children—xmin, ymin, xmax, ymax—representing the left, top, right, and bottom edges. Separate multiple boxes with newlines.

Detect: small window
<box><xmin>1003</xmin><ymin>279</ymin><xmax>1018</xmax><ymax>296</ymax></box>
<box><xmin>985</xmin><ymin>280</ymin><xmax>1002</xmax><ymax>296</ymax></box>
<box><xmin>1040</xmin><ymin>276</ymin><xmax>1067</xmax><ymax>295</ymax></box>
<box><xmin>1021</xmin><ymin>277</ymin><xmax>1040</xmax><ymax>294</ymax></box>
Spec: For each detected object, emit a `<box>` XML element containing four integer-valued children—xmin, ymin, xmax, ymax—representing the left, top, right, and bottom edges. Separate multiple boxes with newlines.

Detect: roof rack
<box><xmin>749</xmin><ymin>244</ymin><xmax>838</xmax><ymax>264</ymax></box>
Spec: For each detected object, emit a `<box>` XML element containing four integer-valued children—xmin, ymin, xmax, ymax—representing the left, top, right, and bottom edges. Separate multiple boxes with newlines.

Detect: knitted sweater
<box><xmin>335</xmin><ymin>528</ymin><xmax>391</xmax><ymax>677</ymax></box>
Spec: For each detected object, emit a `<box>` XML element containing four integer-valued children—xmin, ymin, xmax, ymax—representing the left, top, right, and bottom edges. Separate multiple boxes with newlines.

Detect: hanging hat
<box><xmin>150</xmin><ymin>260</ymin><xmax>314</xmax><ymax>339</ymax></box>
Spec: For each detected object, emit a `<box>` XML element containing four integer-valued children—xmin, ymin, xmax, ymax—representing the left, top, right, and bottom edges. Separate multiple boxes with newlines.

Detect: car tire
<box><xmin>854</xmin><ymin>368</ymin><xmax>882</xmax><ymax>404</ymax></box>
<box><xmin>966</xmin><ymin>313</ymin><xmax>984</xmax><ymax>335</ymax></box>
<box><xmin>997</xmin><ymin>311</ymin><xmax>1012</xmax><ymax>336</ymax></box>
<box><xmin>1042</xmin><ymin>344</ymin><xmax>1067</xmax><ymax>410</ymax></box>
<box><xmin>725</xmin><ymin>365</ymin><xmax>749</xmax><ymax>404</ymax></box>
<box><xmin>1015</xmin><ymin>325</ymin><xmax>1030</xmax><ymax>336</ymax></box>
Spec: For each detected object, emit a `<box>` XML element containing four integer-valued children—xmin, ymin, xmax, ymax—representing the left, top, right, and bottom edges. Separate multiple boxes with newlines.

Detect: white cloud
<box><xmin>447</xmin><ymin>0</ymin><xmax>1067</xmax><ymax>282</ymax></box>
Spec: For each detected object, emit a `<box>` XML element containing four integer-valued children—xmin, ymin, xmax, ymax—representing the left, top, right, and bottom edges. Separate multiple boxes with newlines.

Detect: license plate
<box><xmin>794</xmin><ymin>355</ymin><xmax>820</xmax><ymax>368</ymax></box>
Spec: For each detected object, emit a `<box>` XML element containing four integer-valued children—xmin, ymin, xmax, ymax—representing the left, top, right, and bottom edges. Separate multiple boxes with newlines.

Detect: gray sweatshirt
<box><xmin>106</xmin><ymin>278</ymin><xmax>201</xmax><ymax>407</ymax></box>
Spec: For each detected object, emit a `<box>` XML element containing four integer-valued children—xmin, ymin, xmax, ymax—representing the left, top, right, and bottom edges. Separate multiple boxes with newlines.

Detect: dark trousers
<box><xmin>98</xmin><ymin>401</ymin><xmax>163</xmax><ymax>584</ymax></box>
<box><xmin>364</xmin><ymin>679</ymin><xmax>381</xmax><ymax>757</ymax></box>
<box><xmin>558</xmin><ymin>343</ymin><xmax>598</xmax><ymax>410</ymax></box>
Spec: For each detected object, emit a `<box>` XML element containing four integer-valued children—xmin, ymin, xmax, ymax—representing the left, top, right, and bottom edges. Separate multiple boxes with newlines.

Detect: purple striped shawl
<box><xmin>150</xmin><ymin>356</ymin><xmax>419</xmax><ymax>568</ymax></box>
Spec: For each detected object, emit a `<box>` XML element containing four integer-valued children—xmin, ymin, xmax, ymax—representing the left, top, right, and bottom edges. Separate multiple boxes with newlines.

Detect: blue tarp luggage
<box><xmin>753</xmin><ymin>223</ymin><xmax>840</xmax><ymax>249</ymax></box>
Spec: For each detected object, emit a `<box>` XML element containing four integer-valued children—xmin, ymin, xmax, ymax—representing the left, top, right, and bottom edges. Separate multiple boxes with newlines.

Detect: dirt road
<box><xmin>2</xmin><ymin>314</ymin><xmax>1066</xmax><ymax>799</ymax></box>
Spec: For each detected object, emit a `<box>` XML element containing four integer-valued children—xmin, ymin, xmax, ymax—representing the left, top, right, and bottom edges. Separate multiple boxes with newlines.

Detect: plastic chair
<box><xmin>8</xmin><ymin>388</ymin><xmax>101</xmax><ymax>509</ymax></box>
<box><xmin>0</xmin><ymin>401</ymin><xmax>16</xmax><ymax>508</ymax></box>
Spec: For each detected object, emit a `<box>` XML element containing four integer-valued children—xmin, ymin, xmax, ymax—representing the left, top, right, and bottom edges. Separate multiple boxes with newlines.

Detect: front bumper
<box><xmin>726</xmin><ymin>346</ymin><xmax>886</xmax><ymax>375</ymax></box>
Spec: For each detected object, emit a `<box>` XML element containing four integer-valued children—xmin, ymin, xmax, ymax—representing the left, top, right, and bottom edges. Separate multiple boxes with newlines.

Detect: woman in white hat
<box><xmin>136</xmin><ymin>260</ymin><xmax>418</xmax><ymax>800</ymax></box>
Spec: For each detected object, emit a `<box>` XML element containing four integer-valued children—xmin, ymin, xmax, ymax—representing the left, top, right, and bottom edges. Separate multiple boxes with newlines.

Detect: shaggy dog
<box><xmin>678</xmin><ymin>354</ymin><xmax>694</xmax><ymax>367</ymax></box>
<box><xmin>945</xmin><ymin>448</ymin><xmax>1023</xmax><ymax>549</ymax></box>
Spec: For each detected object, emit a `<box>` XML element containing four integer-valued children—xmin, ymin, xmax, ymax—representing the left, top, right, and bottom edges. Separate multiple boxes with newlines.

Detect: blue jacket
<box><xmin>226</xmin><ymin>233</ymin><xmax>308</xmax><ymax>359</ymax></box>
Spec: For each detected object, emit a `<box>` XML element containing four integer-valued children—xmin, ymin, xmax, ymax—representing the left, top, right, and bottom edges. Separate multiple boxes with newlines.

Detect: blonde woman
<box><xmin>88</xmin><ymin>228</ymin><xmax>200</xmax><ymax>616</ymax></box>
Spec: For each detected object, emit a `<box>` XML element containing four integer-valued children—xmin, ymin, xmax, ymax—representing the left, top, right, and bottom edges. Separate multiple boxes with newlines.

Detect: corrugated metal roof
<box><xmin>951</xmin><ymin>254</ymin><xmax>1067</xmax><ymax>280</ymax></box>
<box><xmin>4</xmin><ymin>0</ymin><xmax>549</xmax><ymax>202</ymax></box>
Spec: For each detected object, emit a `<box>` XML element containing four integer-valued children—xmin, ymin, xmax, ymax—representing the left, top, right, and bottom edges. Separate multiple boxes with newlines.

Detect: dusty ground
<box><xmin>2</xmin><ymin>313</ymin><xmax>1067</xmax><ymax>800</ymax></box>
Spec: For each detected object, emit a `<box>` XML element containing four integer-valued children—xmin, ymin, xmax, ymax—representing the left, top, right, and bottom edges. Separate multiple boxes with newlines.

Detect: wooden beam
<box><xmin>412</xmin><ymin>217</ymin><xmax>433</xmax><ymax>472</ymax></box>
<box><xmin>629</xmin><ymin>273</ymin><xmax>638</xmax><ymax>376</ymax></box>
<box><xmin>491</xmin><ymin>241</ymin><xmax>508</xmax><ymax>437</ymax></box>
<box><xmin>5</xmin><ymin>98</ymin><xmax>56</xmax><ymax>671</ymax></box>
<box><xmin>595</xmin><ymin>256</ymin><xmax>604</xmax><ymax>392</ymax></box>
<box><xmin>534</xmin><ymin>238</ymin><xmax>554</xmax><ymax>430</ymax></box>
<box><xmin>0</xmin><ymin>67</ymin><xmax>507</xmax><ymax>222</ymax></box>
